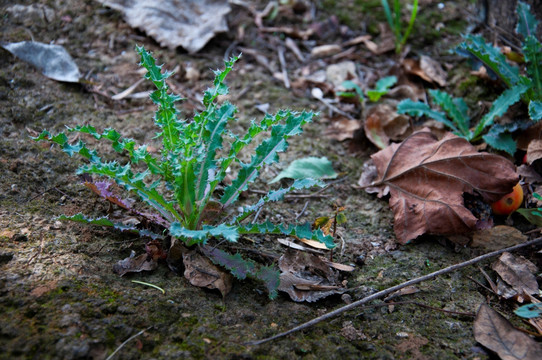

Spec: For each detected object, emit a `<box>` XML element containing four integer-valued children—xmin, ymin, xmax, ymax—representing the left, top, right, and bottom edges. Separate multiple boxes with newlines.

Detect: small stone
<box><xmin>51</xmin><ymin>220</ymin><xmax>63</xmax><ymax>230</ymax></box>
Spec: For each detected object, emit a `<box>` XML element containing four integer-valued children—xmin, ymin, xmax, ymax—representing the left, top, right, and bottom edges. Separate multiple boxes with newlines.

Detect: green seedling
<box><xmin>517</xmin><ymin>192</ymin><xmax>542</xmax><ymax>226</ymax></box>
<box><xmin>456</xmin><ymin>1</ymin><xmax>541</xmax><ymax>122</ymax></box>
<box><xmin>381</xmin><ymin>0</ymin><xmax>419</xmax><ymax>54</ymax></box>
<box><xmin>35</xmin><ymin>46</ymin><xmax>334</xmax><ymax>298</ymax></box>
<box><xmin>338</xmin><ymin>76</ymin><xmax>397</xmax><ymax>103</ymax></box>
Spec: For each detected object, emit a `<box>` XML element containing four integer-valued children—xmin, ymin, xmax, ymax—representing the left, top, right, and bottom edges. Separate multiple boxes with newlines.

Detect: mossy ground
<box><xmin>0</xmin><ymin>0</ymin><xmax>518</xmax><ymax>358</ymax></box>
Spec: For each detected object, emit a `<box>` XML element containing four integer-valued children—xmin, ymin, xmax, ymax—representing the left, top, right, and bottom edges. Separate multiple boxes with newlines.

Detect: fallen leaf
<box><xmin>471</xmin><ymin>226</ymin><xmax>527</xmax><ymax>251</ymax></box>
<box><xmin>325</xmin><ymin>61</ymin><xmax>356</xmax><ymax>88</ymax></box>
<box><xmin>2</xmin><ymin>41</ymin><xmax>81</xmax><ymax>82</ymax></box>
<box><xmin>526</xmin><ymin>139</ymin><xmax>542</xmax><ymax>165</ymax></box>
<box><xmin>365</xmin><ymin>129</ymin><xmax>518</xmax><ymax>243</ymax></box>
<box><xmin>182</xmin><ymin>248</ymin><xmax>232</xmax><ymax>297</ymax></box>
<box><xmin>492</xmin><ymin>252</ymin><xmax>538</xmax><ymax>303</ymax></box>
<box><xmin>402</xmin><ymin>56</ymin><xmax>447</xmax><ymax>87</ymax></box>
<box><xmin>97</xmin><ymin>0</ymin><xmax>230</xmax><ymax>53</ymax></box>
<box><xmin>113</xmin><ymin>251</ymin><xmax>158</xmax><ymax>276</ymax></box>
<box><xmin>269</xmin><ymin>156</ymin><xmax>338</xmax><ymax>183</ymax></box>
<box><xmin>474</xmin><ymin>303</ymin><xmax>542</xmax><ymax>360</ymax></box>
<box><xmin>364</xmin><ymin>104</ymin><xmax>411</xmax><ymax>149</ymax></box>
<box><xmin>278</xmin><ymin>249</ymin><xmax>345</xmax><ymax>302</ymax></box>
<box><xmin>323</xmin><ymin>116</ymin><xmax>361</xmax><ymax>141</ymax></box>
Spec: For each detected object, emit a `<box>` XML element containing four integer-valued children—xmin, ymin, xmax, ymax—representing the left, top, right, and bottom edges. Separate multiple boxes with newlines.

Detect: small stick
<box><xmin>106</xmin><ymin>326</ymin><xmax>152</xmax><ymax>360</ymax></box>
<box><xmin>277</xmin><ymin>46</ymin><xmax>290</xmax><ymax>89</ymax></box>
<box><xmin>246</xmin><ymin>236</ymin><xmax>542</xmax><ymax>345</ymax></box>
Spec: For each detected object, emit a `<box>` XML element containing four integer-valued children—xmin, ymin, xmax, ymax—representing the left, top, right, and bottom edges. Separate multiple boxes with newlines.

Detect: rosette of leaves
<box><xmin>34</xmin><ymin>46</ymin><xmax>334</xmax><ymax>298</ymax></box>
<box><xmin>398</xmin><ymin>1</ymin><xmax>541</xmax><ymax>155</ymax></box>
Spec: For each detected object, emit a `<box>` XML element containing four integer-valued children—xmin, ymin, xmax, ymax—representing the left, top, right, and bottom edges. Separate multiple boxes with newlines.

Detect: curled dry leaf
<box><xmin>492</xmin><ymin>252</ymin><xmax>538</xmax><ymax>303</ymax></box>
<box><xmin>113</xmin><ymin>251</ymin><xmax>158</xmax><ymax>276</ymax></box>
<box><xmin>474</xmin><ymin>303</ymin><xmax>542</xmax><ymax>360</ymax></box>
<box><xmin>364</xmin><ymin>104</ymin><xmax>411</xmax><ymax>149</ymax></box>
<box><xmin>362</xmin><ymin>129</ymin><xmax>518</xmax><ymax>244</ymax></box>
<box><xmin>278</xmin><ymin>249</ymin><xmax>345</xmax><ymax>302</ymax></box>
<box><xmin>182</xmin><ymin>249</ymin><xmax>233</xmax><ymax>298</ymax></box>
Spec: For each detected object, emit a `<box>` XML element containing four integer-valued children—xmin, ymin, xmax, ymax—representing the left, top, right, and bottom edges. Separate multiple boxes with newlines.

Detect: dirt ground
<box><xmin>0</xmin><ymin>0</ymin><xmax>537</xmax><ymax>359</ymax></box>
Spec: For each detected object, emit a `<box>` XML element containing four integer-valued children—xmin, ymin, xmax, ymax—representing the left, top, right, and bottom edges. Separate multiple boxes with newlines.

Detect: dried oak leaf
<box><xmin>474</xmin><ymin>303</ymin><xmax>542</xmax><ymax>360</ymax></box>
<box><xmin>366</xmin><ymin>130</ymin><xmax>518</xmax><ymax>244</ymax></box>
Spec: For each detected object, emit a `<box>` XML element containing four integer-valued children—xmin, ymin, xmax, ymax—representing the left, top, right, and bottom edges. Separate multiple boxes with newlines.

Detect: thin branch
<box><xmin>245</xmin><ymin>236</ymin><xmax>542</xmax><ymax>345</ymax></box>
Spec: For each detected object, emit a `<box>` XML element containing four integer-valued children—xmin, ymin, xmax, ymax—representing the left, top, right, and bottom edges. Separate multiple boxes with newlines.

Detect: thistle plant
<box><xmin>35</xmin><ymin>46</ymin><xmax>334</xmax><ymax>298</ymax></box>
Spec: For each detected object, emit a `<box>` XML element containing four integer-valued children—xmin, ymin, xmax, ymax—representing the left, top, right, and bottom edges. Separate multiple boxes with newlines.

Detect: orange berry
<box><xmin>491</xmin><ymin>183</ymin><xmax>523</xmax><ymax>216</ymax></box>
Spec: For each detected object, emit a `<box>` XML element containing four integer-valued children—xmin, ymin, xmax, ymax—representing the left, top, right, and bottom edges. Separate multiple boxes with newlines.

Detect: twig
<box><xmin>245</xmin><ymin>236</ymin><xmax>542</xmax><ymax>345</ymax></box>
<box><xmin>277</xmin><ymin>46</ymin><xmax>290</xmax><ymax>89</ymax></box>
<box><xmin>295</xmin><ymin>201</ymin><xmax>310</xmax><ymax>220</ymax></box>
<box><xmin>354</xmin><ymin>301</ymin><xmax>476</xmax><ymax>318</ymax></box>
<box><xmin>106</xmin><ymin>326</ymin><xmax>152</xmax><ymax>360</ymax></box>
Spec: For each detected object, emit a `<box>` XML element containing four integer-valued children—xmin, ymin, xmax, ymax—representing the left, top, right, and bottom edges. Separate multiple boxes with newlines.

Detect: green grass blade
<box><xmin>524</xmin><ymin>36</ymin><xmax>542</xmax><ymax>102</ymax></box>
<box><xmin>400</xmin><ymin>0</ymin><xmax>418</xmax><ymax>51</ymax></box>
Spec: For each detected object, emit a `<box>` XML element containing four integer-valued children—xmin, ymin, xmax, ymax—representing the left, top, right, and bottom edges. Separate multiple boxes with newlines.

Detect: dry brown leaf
<box><xmin>517</xmin><ymin>122</ymin><xmax>542</xmax><ymax>151</ymax></box>
<box><xmin>182</xmin><ymin>249</ymin><xmax>233</xmax><ymax>298</ymax></box>
<box><xmin>471</xmin><ymin>226</ymin><xmax>527</xmax><ymax>251</ymax></box>
<box><xmin>517</xmin><ymin>164</ymin><xmax>542</xmax><ymax>184</ymax></box>
<box><xmin>492</xmin><ymin>252</ymin><xmax>538</xmax><ymax>303</ymax></box>
<box><xmin>97</xmin><ymin>0</ymin><xmax>230</xmax><ymax>53</ymax></box>
<box><xmin>323</xmin><ymin>116</ymin><xmax>361</xmax><ymax>141</ymax></box>
<box><xmin>364</xmin><ymin>104</ymin><xmax>411</xmax><ymax>149</ymax></box>
<box><xmin>527</xmin><ymin>139</ymin><xmax>542</xmax><ymax>165</ymax></box>
<box><xmin>278</xmin><ymin>249</ymin><xmax>345</xmax><ymax>302</ymax></box>
<box><xmin>474</xmin><ymin>303</ymin><xmax>542</xmax><ymax>360</ymax></box>
<box><xmin>402</xmin><ymin>56</ymin><xmax>447</xmax><ymax>86</ymax></box>
<box><xmin>113</xmin><ymin>251</ymin><xmax>158</xmax><ymax>276</ymax></box>
<box><xmin>364</xmin><ymin>129</ymin><xmax>518</xmax><ymax>244</ymax></box>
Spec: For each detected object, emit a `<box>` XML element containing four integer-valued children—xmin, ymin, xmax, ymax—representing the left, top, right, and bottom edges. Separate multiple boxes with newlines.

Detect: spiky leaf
<box><xmin>457</xmin><ymin>35</ymin><xmax>521</xmax><ymax>87</ymax></box>
<box><xmin>397</xmin><ymin>99</ymin><xmax>460</xmax><ymax>134</ymax></box>
<box><xmin>238</xmin><ymin>221</ymin><xmax>335</xmax><ymax>249</ymax></box>
<box><xmin>529</xmin><ymin>100</ymin><xmax>542</xmax><ymax>121</ymax></box>
<box><xmin>473</xmin><ymin>83</ymin><xmax>529</xmax><ymax>139</ymax></box>
<box><xmin>57</xmin><ymin>213</ymin><xmax>163</xmax><ymax>239</ymax></box>
<box><xmin>516</xmin><ymin>1</ymin><xmax>538</xmax><ymax>38</ymax></box>
<box><xmin>170</xmin><ymin>223</ymin><xmax>239</xmax><ymax>246</ymax></box>
<box><xmin>429</xmin><ymin>89</ymin><xmax>470</xmax><ymax>136</ymax></box>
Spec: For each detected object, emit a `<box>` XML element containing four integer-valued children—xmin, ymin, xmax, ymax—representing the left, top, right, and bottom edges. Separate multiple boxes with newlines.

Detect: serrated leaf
<box><xmin>515</xmin><ymin>302</ymin><xmax>542</xmax><ymax>319</ymax></box>
<box><xmin>202</xmin><ymin>247</ymin><xmax>256</xmax><ymax>279</ymax></box>
<box><xmin>238</xmin><ymin>221</ymin><xmax>335</xmax><ymax>249</ymax></box>
<box><xmin>57</xmin><ymin>213</ymin><xmax>163</xmax><ymax>239</ymax></box>
<box><xmin>269</xmin><ymin>156</ymin><xmax>337</xmax><ymax>184</ymax></box>
<box><xmin>474</xmin><ymin>83</ymin><xmax>529</xmax><ymax>139</ymax></box>
<box><xmin>529</xmin><ymin>100</ymin><xmax>542</xmax><ymax>121</ymax></box>
<box><xmin>429</xmin><ymin>89</ymin><xmax>470</xmax><ymax>135</ymax></box>
<box><xmin>516</xmin><ymin>1</ymin><xmax>538</xmax><ymax>38</ymax></box>
<box><xmin>482</xmin><ymin>124</ymin><xmax>517</xmax><ymax>155</ymax></box>
<box><xmin>220</xmin><ymin>110</ymin><xmax>314</xmax><ymax>208</ymax></box>
<box><xmin>170</xmin><ymin>223</ymin><xmax>238</xmax><ymax>246</ymax></box>
<box><xmin>232</xmin><ymin>178</ymin><xmax>324</xmax><ymax>224</ymax></box>
<box><xmin>256</xmin><ymin>266</ymin><xmax>280</xmax><ymax>299</ymax></box>
<box><xmin>397</xmin><ymin>99</ymin><xmax>461</xmax><ymax>134</ymax></box>
<box><xmin>367</xmin><ymin>76</ymin><xmax>397</xmax><ymax>102</ymax></box>
<box><xmin>457</xmin><ymin>35</ymin><xmax>521</xmax><ymax>87</ymax></box>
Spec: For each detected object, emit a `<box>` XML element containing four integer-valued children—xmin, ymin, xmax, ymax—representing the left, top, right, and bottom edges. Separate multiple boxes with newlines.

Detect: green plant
<box><xmin>398</xmin><ymin>2</ymin><xmax>541</xmax><ymax>155</ymax></box>
<box><xmin>396</xmin><ymin>87</ymin><xmax>528</xmax><ymax>154</ymax></box>
<box><xmin>517</xmin><ymin>192</ymin><xmax>542</xmax><ymax>226</ymax></box>
<box><xmin>338</xmin><ymin>75</ymin><xmax>397</xmax><ymax>103</ymax></box>
<box><xmin>381</xmin><ymin>0</ymin><xmax>419</xmax><ymax>54</ymax></box>
<box><xmin>456</xmin><ymin>1</ymin><xmax>542</xmax><ymax>122</ymax></box>
<box><xmin>34</xmin><ymin>46</ymin><xmax>334</xmax><ymax>298</ymax></box>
